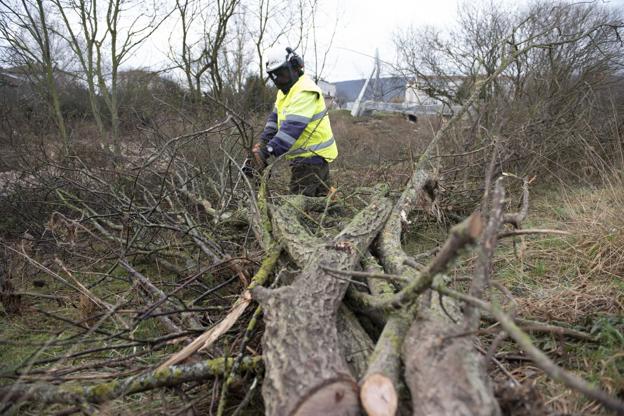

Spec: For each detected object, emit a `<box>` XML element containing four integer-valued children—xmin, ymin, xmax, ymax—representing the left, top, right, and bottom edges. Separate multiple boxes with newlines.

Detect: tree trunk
<box><xmin>359</xmin><ymin>312</ymin><xmax>410</xmax><ymax>416</ymax></box>
<box><xmin>252</xmin><ymin>197</ymin><xmax>392</xmax><ymax>416</ymax></box>
<box><xmin>1</xmin><ymin>356</ymin><xmax>262</xmax><ymax>405</ymax></box>
<box><xmin>359</xmin><ymin>169</ymin><xmax>434</xmax><ymax>416</ymax></box>
<box><xmin>402</xmin><ymin>293</ymin><xmax>500</xmax><ymax>416</ymax></box>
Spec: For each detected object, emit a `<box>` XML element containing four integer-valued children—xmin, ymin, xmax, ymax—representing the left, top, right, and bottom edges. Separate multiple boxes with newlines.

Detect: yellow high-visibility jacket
<box><xmin>260</xmin><ymin>74</ymin><xmax>338</xmax><ymax>163</ymax></box>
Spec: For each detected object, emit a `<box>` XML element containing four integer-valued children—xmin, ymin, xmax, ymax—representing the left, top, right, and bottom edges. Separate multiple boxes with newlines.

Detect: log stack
<box><xmin>251</xmin><ymin>170</ymin><xmax>500</xmax><ymax>416</ymax></box>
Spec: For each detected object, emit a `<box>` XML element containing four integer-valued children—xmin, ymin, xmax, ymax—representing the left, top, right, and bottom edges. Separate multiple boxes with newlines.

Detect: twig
<box><xmin>191</xmin><ymin>276</ymin><xmax>239</xmax><ymax>305</ymax></box>
<box><xmin>231</xmin><ymin>376</ymin><xmax>259</xmax><ymax>416</ymax></box>
<box><xmin>503</xmin><ymin>176</ymin><xmax>530</xmax><ymax>228</ymax></box>
<box><xmin>140</xmin><ymin>117</ymin><xmax>233</xmax><ymax>170</ymax></box>
<box><xmin>157</xmin><ymin>245</ymin><xmax>281</xmax><ymax>370</ymax></box>
<box><xmin>4</xmin><ymin>292</ymin><xmax>69</xmax><ymax>302</ymax></box>
<box><xmin>481</xmin><ymin>315</ymin><xmax>596</xmax><ymax>342</ymax></box>
<box><xmin>498</xmin><ymin>229</ymin><xmax>571</xmax><ymax>238</ymax></box>
<box><xmin>320</xmin><ymin>265</ymin><xmax>410</xmax><ymax>285</ymax></box>
<box><xmin>324</xmin><ymin>273</ymin><xmax>370</xmax><ymax>288</ymax></box>
<box><xmin>216</xmin><ymin>305</ymin><xmax>263</xmax><ymax>416</ymax></box>
<box><xmin>465</xmin><ymin>179</ymin><xmax>505</xmax><ymax>330</ymax></box>
<box><xmin>119</xmin><ymin>260</ymin><xmax>183</xmax><ymax>333</ymax></box>
<box><xmin>433</xmin><ymin>283</ymin><xmax>624</xmax><ymax>414</ymax></box>
<box><xmin>474</xmin><ymin>344</ymin><xmax>520</xmax><ymax>386</ymax></box>
<box><xmin>374</xmin><ymin>212</ymin><xmax>483</xmax><ymax>309</ymax></box>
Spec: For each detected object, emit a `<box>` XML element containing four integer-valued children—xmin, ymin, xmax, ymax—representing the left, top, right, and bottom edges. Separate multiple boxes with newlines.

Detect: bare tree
<box><xmin>168</xmin><ymin>0</ymin><xmax>240</xmax><ymax>104</ymax></box>
<box><xmin>0</xmin><ymin>0</ymin><xmax>69</xmax><ymax>148</ymax></box>
<box><xmin>99</xmin><ymin>0</ymin><xmax>168</xmax><ymax>150</ymax></box>
<box><xmin>394</xmin><ymin>0</ymin><xmax>624</xmax><ymax>176</ymax></box>
<box><xmin>219</xmin><ymin>9</ymin><xmax>252</xmax><ymax>96</ymax></box>
<box><xmin>246</xmin><ymin>0</ymin><xmax>291</xmax><ymax>78</ymax></box>
<box><xmin>50</xmin><ymin>0</ymin><xmax>106</xmax><ymax>137</ymax></box>
<box><xmin>394</xmin><ymin>1</ymin><xmax>511</xmax><ymax>114</ymax></box>
<box><xmin>299</xmin><ymin>0</ymin><xmax>339</xmax><ymax>82</ymax></box>
<box><xmin>49</xmin><ymin>0</ymin><xmax>168</xmax><ymax>150</ymax></box>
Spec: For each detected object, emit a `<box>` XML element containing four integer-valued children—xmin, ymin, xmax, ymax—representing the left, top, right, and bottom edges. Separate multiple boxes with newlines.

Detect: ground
<box><xmin>0</xmin><ymin>111</ymin><xmax>622</xmax><ymax>415</ymax></box>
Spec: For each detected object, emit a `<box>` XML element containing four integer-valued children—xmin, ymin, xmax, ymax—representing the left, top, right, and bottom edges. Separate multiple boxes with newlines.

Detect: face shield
<box><xmin>268</xmin><ymin>65</ymin><xmax>299</xmax><ymax>94</ymax></box>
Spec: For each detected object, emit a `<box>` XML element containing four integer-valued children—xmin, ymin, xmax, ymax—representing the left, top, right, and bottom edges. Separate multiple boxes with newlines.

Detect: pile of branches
<box><xmin>1</xmin><ymin>113</ymin><xmax>624</xmax><ymax>416</ymax></box>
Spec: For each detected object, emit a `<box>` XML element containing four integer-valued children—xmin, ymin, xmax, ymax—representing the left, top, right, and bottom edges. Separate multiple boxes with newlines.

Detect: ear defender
<box><xmin>286</xmin><ymin>47</ymin><xmax>304</xmax><ymax>72</ymax></box>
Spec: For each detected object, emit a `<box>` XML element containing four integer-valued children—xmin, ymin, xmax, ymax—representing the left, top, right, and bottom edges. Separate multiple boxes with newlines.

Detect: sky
<box><xmin>137</xmin><ymin>0</ymin><xmax>476</xmax><ymax>82</ymax></box>
<box><xmin>136</xmin><ymin>0</ymin><xmax>624</xmax><ymax>83</ymax></box>
<box><xmin>318</xmin><ymin>0</ymin><xmax>624</xmax><ymax>81</ymax></box>
<box><xmin>322</xmin><ymin>0</ymin><xmax>462</xmax><ymax>81</ymax></box>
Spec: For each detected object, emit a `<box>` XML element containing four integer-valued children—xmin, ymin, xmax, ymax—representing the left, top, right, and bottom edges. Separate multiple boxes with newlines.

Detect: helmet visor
<box><xmin>268</xmin><ymin>66</ymin><xmax>292</xmax><ymax>86</ymax></box>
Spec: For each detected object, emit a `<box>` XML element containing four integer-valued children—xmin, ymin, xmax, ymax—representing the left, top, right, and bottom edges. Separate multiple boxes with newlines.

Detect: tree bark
<box><xmin>359</xmin><ymin>311</ymin><xmax>410</xmax><ymax>416</ymax></box>
<box><xmin>402</xmin><ymin>291</ymin><xmax>500</xmax><ymax>416</ymax></box>
<box><xmin>359</xmin><ymin>169</ymin><xmax>434</xmax><ymax>416</ymax></box>
<box><xmin>337</xmin><ymin>304</ymin><xmax>375</xmax><ymax>380</ymax></box>
<box><xmin>252</xmin><ymin>197</ymin><xmax>392</xmax><ymax>416</ymax></box>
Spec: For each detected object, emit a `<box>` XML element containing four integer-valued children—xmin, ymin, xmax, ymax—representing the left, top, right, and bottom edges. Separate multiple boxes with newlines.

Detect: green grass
<box><xmin>0</xmin><ymin>313</ymin><xmax>66</xmax><ymax>378</ymax></box>
<box><xmin>497</xmin><ymin>185</ymin><xmax>623</xmax><ymax>413</ymax></box>
<box><xmin>0</xmin><ymin>261</ymin><xmax>188</xmax><ymax>379</ymax></box>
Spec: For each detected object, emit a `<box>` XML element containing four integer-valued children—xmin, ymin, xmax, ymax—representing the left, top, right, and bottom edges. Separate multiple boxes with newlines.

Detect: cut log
<box><xmin>360</xmin><ymin>373</ymin><xmax>398</xmax><ymax>416</ymax></box>
<box><xmin>402</xmin><ymin>293</ymin><xmax>500</xmax><ymax>416</ymax></box>
<box><xmin>252</xmin><ymin>197</ymin><xmax>392</xmax><ymax>416</ymax></box>
<box><xmin>358</xmin><ymin>169</ymin><xmax>435</xmax><ymax>416</ymax></box>
<box><xmin>292</xmin><ymin>380</ymin><xmax>360</xmax><ymax>416</ymax></box>
<box><xmin>359</xmin><ymin>312</ymin><xmax>410</xmax><ymax>416</ymax></box>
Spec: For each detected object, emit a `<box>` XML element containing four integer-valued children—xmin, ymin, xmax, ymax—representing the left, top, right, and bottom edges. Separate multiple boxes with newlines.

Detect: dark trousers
<box><xmin>290</xmin><ymin>161</ymin><xmax>331</xmax><ymax>197</ymax></box>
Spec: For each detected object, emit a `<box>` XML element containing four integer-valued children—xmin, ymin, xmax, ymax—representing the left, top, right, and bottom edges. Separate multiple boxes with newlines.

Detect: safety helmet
<box><xmin>265</xmin><ymin>45</ymin><xmax>304</xmax><ymax>74</ymax></box>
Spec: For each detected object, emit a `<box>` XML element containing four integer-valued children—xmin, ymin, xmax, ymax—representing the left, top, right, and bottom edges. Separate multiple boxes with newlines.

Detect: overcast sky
<box><xmin>138</xmin><ymin>0</ymin><xmax>624</xmax><ymax>83</ymax></box>
<box><xmin>320</xmin><ymin>0</ymin><xmax>624</xmax><ymax>81</ymax></box>
<box><xmin>136</xmin><ymin>0</ymin><xmax>477</xmax><ymax>81</ymax></box>
<box><xmin>322</xmin><ymin>0</ymin><xmax>462</xmax><ymax>81</ymax></box>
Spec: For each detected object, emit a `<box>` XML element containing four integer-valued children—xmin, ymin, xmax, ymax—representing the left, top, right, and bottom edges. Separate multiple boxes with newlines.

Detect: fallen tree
<box><xmin>1</xmin><ymin>356</ymin><xmax>263</xmax><ymax>406</ymax></box>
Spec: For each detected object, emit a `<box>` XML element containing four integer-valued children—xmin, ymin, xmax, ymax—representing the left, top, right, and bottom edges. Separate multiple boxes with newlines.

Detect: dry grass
<box><xmin>330</xmin><ymin>110</ymin><xmax>442</xmax><ymax>189</ymax></box>
<box><xmin>515</xmin><ymin>279</ymin><xmax>622</xmax><ymax>323</ymax></box>
<box><xmin>485</xmin><ymin>174</ymin><xmax>624</xmax><ymax>415</ymax></box>
<box><xmin>565</xmin><ymin>184</ymin><xmax>624</xmax><ymax>280</ymax></box>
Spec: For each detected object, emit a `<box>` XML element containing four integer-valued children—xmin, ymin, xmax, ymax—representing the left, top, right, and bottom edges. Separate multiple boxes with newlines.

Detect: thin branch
<box><xmin>433</xmin><ymin>283</ymin><xmax>624</xmax><ymax>414</ymax></box>
<box><xmin>320</xmin><ymin>266</ymin><xmax>410</xmax><ymax>285</ymax></box>
<box><xmin>1</xmin><ymin>356</ymin><xmax>263</xmax><ymax>406</ymax></box>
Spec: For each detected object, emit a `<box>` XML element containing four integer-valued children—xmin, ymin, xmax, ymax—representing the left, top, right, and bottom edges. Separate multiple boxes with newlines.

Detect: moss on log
<box><xmin>2</xmin><ymin>356</ymin><xmax>263</xmax><ymax>405</ymax></box>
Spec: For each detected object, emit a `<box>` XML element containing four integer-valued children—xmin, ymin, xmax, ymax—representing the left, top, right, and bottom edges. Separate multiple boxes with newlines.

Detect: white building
<box><xmin>317</xmin><ymin>79</ymin><xmax>336</xmax><ymax>108</ymax></box>
<box><xmin>317</xmin><ymin>79</ymin><xmax>336</xmax><ymax>98</ymax></box>
<box><xmin>405</xmin><ymin>75</ymin><xmax>463</xmax><ymax>106</ymax></box>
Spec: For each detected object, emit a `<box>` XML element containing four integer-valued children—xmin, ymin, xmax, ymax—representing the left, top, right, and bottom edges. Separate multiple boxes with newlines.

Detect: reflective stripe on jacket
<box><xmin>260</xmin><ymin>108</ymin><xmax>278</xmax><ymax>143</ymax></box>
<box><xmin>270</xmin><ymin>74</ymin><xmax>338</xmax><ymax>163</ymax></box>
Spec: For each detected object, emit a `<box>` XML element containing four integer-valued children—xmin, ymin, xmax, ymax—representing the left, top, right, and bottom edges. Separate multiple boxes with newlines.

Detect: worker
<box><xmin>249</xmin><ymin>45</ymin><xmax>338</xmax><ymax>197</ymax></box>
